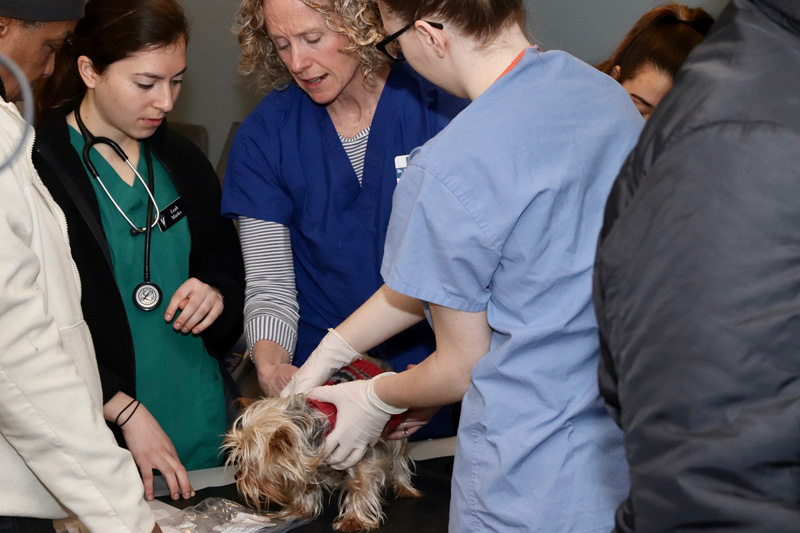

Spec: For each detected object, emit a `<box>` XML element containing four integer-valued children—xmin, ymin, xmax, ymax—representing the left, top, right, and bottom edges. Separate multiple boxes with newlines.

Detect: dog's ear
<box><xmin>222</xmin><ymin>397</ymin><xmax>326</xmax><ymax>517</ymax></box>
<box><xmin>236</xmin><ymin>396</ymin><xmax>257</xmax><ymax>409</ymax></box>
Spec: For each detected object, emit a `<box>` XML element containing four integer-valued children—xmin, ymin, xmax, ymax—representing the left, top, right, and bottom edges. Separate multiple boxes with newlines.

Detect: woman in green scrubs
<box><xmin>34</xmin><ymin>0</ymin><xmax>244</xmax><ymax>503</ymax></box>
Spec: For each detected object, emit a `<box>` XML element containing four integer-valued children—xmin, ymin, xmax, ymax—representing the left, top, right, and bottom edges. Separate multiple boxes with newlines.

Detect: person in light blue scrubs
<box><xmin>289</xmin><ymin>0</ymin><xmax>645</xmax><ymax>530</ymax></box>
<box><xmin>221</xmin><ymin>0</ymin><xmax>466</xmax><ymax>444</ymax></box>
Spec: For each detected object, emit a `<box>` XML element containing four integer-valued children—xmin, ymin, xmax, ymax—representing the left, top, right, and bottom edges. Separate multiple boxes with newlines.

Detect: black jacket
<box><xmin>594</xmin><ymin>0</ymin><xmax>800</xmax><ymax>530</ymax></box>
<box><xmin>34</xmin><ymin>112</ymin><xmax>244</xmax><ymax>410</ymax></box>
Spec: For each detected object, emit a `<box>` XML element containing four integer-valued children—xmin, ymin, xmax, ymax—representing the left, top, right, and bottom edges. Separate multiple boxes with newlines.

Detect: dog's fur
<box><xmin>222</xmin><ymin>375</ymin><xmax>420</xmax><ymax>531</ymax></box>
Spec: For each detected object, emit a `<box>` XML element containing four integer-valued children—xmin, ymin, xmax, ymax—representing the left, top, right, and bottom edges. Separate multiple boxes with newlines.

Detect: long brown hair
<box><xmin>36</xmin><ymin>0</ymin><xmax>189</xmax><ymax>127</ymax></box>
<box><xmin>596</xmin><ymin>4</ymin><xmax>714</xmax><ymax>84</ymax></box>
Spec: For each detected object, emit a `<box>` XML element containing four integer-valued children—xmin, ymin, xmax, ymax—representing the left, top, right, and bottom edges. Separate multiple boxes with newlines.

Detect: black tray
<box><xmin>157</xmin><ymin>456</ymin><xmax>453</xmax><ymax>532</ymax></box>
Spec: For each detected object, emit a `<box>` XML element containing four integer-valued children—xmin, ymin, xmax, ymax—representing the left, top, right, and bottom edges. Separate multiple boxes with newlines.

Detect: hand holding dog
<box><xmin>386</xmin><ymin>406</ymin><xmax>439</xmax><ymax>439</ymax></box>
<box><xmin>282</xmin><ymin>329</ymin><xmax>360</xmax><ymax>397</ymax></box>
<box><xmin>385</xmin><ymin>364</ymin><xmax>437</xmax><ymax>440</ymax></box>
<box><xmin>258</xmin><ymin>362</ymin><xmax>297</xmax><ymax>397</ymax></box>
<box><xmin>308</xmin><ymin>373</ymin><xmax>406</xmax><ymax>470</ymax></box>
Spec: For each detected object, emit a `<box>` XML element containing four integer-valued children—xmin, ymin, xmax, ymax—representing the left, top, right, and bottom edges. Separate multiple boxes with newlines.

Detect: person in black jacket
<box><xmin>593</xmin><ymin>0</ymin><xmax>800</xmax><ymax>530</ymax></box>
<box><xmin>34</xmin><ymin>0</ymin><xmax>244</xmax><ymax>503</ymax></box>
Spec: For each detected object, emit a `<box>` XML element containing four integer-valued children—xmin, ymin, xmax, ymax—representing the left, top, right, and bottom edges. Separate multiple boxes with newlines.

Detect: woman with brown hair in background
<box><xmin>597</xmin><ymin>4</ymin><xmax>714</xmax><ymax>119</ymax></box>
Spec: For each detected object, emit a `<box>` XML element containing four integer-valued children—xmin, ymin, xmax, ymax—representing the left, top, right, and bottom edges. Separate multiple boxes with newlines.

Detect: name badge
<box><xmin>158</xmin><ymin>197</ymin><xmax>186</xmax><ymax>232</ymax></box>
<box><xmin>395</xmin><ymin>155</ymin><xmax>410</xmax><ymax>182</ymax></box>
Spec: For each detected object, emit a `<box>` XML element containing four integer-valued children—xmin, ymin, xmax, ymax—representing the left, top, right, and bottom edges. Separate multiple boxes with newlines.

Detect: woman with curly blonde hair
<box><xmin>236</xmin><ymin>0</ymin><xmax>387</xmax><ymax>92</ymax></box>
<box><xmin>221</xmin><ymin>0</ymin><xmax>466</xmax><ymax>442</ymax></box>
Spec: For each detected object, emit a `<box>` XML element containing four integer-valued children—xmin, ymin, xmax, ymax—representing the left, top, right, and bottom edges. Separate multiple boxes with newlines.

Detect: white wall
<box><xmin>170</xmin><ymin>0</ymin><xmax>730</xmax><ymax>168</ymax></box>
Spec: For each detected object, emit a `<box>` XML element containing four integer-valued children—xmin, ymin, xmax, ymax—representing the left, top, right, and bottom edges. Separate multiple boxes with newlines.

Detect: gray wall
<box><xmin>170</xmin><ymin>0</ymin><xmax>730</xmax><ymax>168</ymax></box>
<box><xmin>525</xmin><ymin>0</ymin><xmax>729</xmax><ymax>64</ymax></box>
<box><xmin>169</xmin><ymin>0</ymin><xmax>261</xmax><ymax>168</ymax></box>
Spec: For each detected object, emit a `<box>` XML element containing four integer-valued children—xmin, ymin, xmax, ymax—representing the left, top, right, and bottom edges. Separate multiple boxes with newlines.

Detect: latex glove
<box><xmin>280</xmin><ymin>328</ymin><xmax>360</xmax><ymax>397</ymax></box>
<box><xmin>308</xmin><ymin>372</ymin><xmax>406</xmax><ymax>470</ymax></box>
<box><xmin>384</xmin><ymin>363</ymin><xmax>438</xmax><ymax>439</ymax></box>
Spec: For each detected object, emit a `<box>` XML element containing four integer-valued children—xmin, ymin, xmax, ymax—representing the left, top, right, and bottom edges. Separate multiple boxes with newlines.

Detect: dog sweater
<box><xmin>306</xmin><ymin>359</ymin><xmax>403</xmax><ymax>436</ymax></box>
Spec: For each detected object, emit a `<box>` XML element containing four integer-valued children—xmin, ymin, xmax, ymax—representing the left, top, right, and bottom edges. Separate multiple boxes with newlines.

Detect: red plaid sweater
<box><xmin>306</xmin><ymin>359</ymin><xmax>403</xmax><ymax>436</ymax></box>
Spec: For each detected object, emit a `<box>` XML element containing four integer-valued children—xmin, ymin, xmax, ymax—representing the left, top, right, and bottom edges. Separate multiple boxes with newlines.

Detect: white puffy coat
<box><xmin>0</xmin><ymin>99</ymin><xmax>154</xmax><ymax>532</ymax></box>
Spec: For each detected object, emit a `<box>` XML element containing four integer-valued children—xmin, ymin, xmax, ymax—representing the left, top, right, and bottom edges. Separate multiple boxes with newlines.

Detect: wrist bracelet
<box><xmin>118</xmin><ymin>401</ymin><xmax>141</xmax><ymax>428</ymax></box>
<box><xmin>114</xmin><ymin>398</ymin><xmax>137</xmax><ymax>426</ymax></box>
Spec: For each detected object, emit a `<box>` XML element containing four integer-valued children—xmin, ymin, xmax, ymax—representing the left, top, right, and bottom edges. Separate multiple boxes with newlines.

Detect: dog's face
<box><xmin>224</xmin><ymin>358</ymin><xmax>420</xmax><ymax>531</ymax></box>
<box><xmin>223</xmin><ymin>395</ymin><xmax>329</xmax><ymax>519</ymax></box>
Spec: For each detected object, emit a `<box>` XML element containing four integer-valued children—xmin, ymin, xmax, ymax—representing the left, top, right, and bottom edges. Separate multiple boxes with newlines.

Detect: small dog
<box><xmin>223</xmin><ymin>358</ymin><xmax>420</xmax><ymax>531</ymax></box>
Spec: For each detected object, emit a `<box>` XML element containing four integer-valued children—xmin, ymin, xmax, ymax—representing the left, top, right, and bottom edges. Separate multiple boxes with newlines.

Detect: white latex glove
<box><xmin>280</xmin><ymin>328</ymin><xmax>360</xmax><ymax>397</ymax></box>
<box><xmin>308</xmin><ymin>372</ymin><xmax>407</xmax><ymax>470</ymax></box>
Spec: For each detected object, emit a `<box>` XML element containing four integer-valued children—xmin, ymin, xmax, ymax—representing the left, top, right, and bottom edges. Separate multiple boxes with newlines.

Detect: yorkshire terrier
<box><xmin>222</xmin><ymin>358</ymin><xmax>420</xmax><ymax>532</ymax></box>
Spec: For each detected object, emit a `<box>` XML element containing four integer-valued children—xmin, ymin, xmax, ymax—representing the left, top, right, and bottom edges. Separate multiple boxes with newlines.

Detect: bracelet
<box><xmin>118</xmin><ymin>401</ymin><xmax>141</xmax><ymax>428</ymax></box>
<box><xmin>114</xmin><ymin>399</ymin><xmax>137</xmax><ymax>426</ymax></box>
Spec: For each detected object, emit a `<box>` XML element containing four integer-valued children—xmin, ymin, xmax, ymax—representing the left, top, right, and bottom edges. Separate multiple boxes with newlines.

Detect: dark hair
<box><xmin>596</xmin><ymin>4</ymin><xmax>714</xmax><ymax>84</ymax></box>
<box><xmin>36</xmin><ymin>0</ymin><xmax>189</xmax><ymax>127</ymax></box>
<box><xmin>379</xmin><ymin>0</ymin><xmax>525</xmax><ymax>44</ymax></box>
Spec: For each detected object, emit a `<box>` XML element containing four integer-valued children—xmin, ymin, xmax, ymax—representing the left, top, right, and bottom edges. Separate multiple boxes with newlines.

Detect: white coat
<box><xmin>0</xmin><ymin>98</ymin><xmax>154</xmax><ymax>532</ymax></box>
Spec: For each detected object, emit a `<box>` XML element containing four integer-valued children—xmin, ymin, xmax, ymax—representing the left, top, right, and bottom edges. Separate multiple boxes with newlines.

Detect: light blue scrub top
<box><xmin>382</xmin><ymin>49</ymin><xmax>644</xmax><ymax>532</ymax></box>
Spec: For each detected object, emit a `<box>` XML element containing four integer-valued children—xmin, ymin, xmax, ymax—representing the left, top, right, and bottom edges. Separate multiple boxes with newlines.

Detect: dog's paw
<box><xmin>333</xmin><ymin>514</ymin><xmax>380</xmax><ymax>532</ymax></box>
<box><xmin>394</xmin><ymin>484</ymin><xmax>421</xmax><ymax>499</ymax></box>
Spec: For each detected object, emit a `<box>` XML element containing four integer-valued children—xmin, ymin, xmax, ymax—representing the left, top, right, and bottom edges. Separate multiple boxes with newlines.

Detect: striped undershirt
<box><xmin>339</xmin><ymin>126</ymin><xmax>370</xmax><ymax>185</ymax></box>
<box><xmin>241</xmin><ymin>126</ymin><xmax>370</xmax><ymax>362</ymax></box>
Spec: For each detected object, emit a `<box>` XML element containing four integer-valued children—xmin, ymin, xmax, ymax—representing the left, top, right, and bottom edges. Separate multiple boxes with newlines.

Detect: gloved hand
<box><xmin>308</xmin><ymin>372</ymin><xmax>407</xmax><ymax>470</ymax></box>
<box><xmin>280</xmin><ymin>329</ymin><xmax>360</xmax><ymax>397</ymax></box>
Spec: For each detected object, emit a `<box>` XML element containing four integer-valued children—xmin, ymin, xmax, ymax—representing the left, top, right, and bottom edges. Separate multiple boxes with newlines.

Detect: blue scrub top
<box><xmin>382</xmin><ymin>49</ymin><xmax>644</xmax><ymax>531</ymax></box>
<box><xmin>222</xmin><ymin>63</ymin><xmax>467</xmax><ymax>370</ymax></box>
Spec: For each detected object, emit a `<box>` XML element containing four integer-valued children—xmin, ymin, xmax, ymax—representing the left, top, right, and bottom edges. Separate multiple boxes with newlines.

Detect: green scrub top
<box><xmin>69</xmin><ymin>126</ymin><xmax>226</xmax><ymax>470</ymax></box>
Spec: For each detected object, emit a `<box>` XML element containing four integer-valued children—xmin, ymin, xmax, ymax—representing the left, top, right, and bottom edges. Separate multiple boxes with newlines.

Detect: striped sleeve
<box><xmin>239</xmin><ymin>217</ymin><xmax>299</xmax><ymax>361</ymax></box>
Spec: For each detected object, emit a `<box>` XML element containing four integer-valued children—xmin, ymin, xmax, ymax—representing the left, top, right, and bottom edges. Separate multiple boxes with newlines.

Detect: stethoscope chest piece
<box><xmin>133</xmin><ymin>281</ymin><xmax>162</xmax><ymax>312</ymax></box>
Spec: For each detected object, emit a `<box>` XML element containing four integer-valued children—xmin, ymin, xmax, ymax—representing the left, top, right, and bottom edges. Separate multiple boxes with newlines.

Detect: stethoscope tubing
<box><xmin>74</xmin><ymin>109</ymin><xmax>161</xmax><ymax>234</ymax></box>
<box><xmin>73</xmin><ymin>107</ymin><xmax>163</xmax><ymax>310</ymax></box>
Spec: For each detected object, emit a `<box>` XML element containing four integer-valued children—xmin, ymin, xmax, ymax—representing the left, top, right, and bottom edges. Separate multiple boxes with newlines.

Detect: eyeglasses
<box><xmin>376</xmin><ymin>21</ymin><xmax>444</xmax><ymax>61</ymax></box>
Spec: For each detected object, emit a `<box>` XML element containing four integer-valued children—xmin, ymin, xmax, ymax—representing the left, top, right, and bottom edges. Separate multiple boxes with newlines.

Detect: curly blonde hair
<box><xmin>235</xmin><ymin>0</ymin><xmax>389</xmax><ymax>94</ymax></box>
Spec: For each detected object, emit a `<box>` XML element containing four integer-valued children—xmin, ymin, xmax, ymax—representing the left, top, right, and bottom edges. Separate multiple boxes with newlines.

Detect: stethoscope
<box><xmin>74</xmin><ymin>107</ymin><xmax>163</xmax><ymax>312</ymax></box>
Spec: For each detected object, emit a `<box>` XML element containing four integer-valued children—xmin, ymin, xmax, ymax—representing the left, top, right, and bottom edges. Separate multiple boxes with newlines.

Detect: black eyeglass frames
<box><xmin>376</xmin><ymin>21</ymin><xmax>444</xmax><ymax>61</ymax></box>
